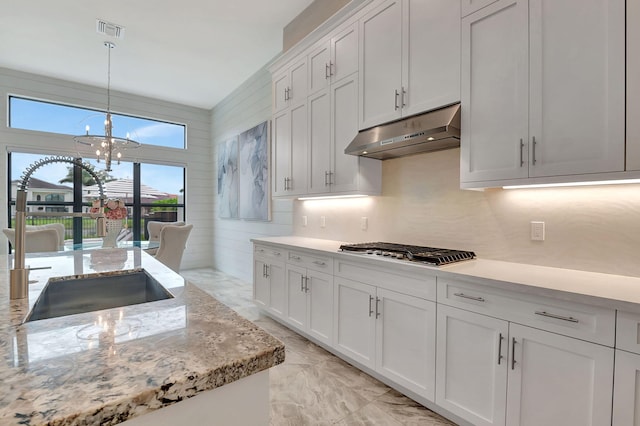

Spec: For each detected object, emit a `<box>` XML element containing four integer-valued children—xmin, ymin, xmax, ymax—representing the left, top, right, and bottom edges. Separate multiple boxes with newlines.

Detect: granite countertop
<box><xmin>0</xmin><ymin>248</ymin><xmax>284</xmax><ymax>426</ymax></box>
<box><xmin>252</xmin><ymin>236</ymin><xmax>640</xmax><ymax>311</ymax></box>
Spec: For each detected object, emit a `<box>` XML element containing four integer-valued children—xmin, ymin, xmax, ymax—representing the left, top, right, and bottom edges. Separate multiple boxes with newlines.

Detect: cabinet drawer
<box><xmin>616</xmin><ymin>311</ymin><xmax>640</xmax><ymax>354</ymax></box>
<box><xmin>438</xmin><ymin>278</ymin><xmax>615</xmax><ymax>346</ymax></box>
<box><xmin>287</xmin><ymin>250</ymin><xmax>334</xmax><ymax>273</ymax></box>
<box><xmin>254</xmin><ymin>244</ymin><xmax>287</xmax><ymax>261</ymax></box>
<box><xmin>335</xmin><ymin>259</ymin><xmax>436</xmax><ymax>301</ymax></box>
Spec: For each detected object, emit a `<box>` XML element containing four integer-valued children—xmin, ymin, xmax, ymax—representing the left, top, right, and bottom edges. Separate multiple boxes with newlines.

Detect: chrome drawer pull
<box><xmin>497</xmin><ymin>333</ymin><xmax>504</xmax><ymax>365</ymax></box>
<box><xmin>534</xmin><ymin>310</ymin><xmax>579</xmax><ymax>323</ymax></box>
<box><xmin>290</xmin><ymin>255</ymin><xmax>302</xmax><ymax>261</ymax></box>
<box><xmin>453</xmin><ymin>292</ymin><xmax>485</xmax><ymax>302</ymax></box>
<box><xmin>312</xmin><ymin>260</ymin><xmax>326</xmax><ymax>266</ymax></box>
<box><xmin>273</xmin><ymin>251</ymin><xmax>281</xmax><ymax>256</ymax></box>
<box><xmin>511</xmin><ymin>338</ymin><xmax>517</xmax><ymax>370</ymax></box>
<box><xmin>369</xmin><ymin>295</ymin><xmax>374</xmax><ymax>317</ymax></box>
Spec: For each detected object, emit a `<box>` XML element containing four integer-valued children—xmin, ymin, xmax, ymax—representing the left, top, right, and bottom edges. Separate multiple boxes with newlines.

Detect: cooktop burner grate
<box><xmin>339</xmin><ymin>242</ymin><xmax>476</xmax><ymax>266</ymax></box>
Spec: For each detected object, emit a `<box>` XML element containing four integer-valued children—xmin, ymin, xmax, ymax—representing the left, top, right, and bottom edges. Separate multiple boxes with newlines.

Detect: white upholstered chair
<box><xmin>146</xmin><ymin>221</ymin><xmax>185</xmax><ymax>255</ymax></box>
<box><xmin>153</xmin><ymin>224</ymin><xmax>193</xmax><ymax>273</ymax></box>
<box><xmin>2</xmin><ymin>227</ymin><xmax>61</xmax><ymax>253</ymax></box>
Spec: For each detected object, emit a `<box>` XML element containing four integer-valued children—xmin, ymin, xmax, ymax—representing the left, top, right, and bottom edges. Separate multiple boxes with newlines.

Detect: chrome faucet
<box><xmin>9</xmin><ymin>156</ymin><xmax>107</xmax><ymax>300</ymax></box>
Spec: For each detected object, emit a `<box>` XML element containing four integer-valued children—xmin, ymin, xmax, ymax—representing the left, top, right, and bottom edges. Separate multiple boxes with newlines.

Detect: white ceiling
<box><xmin>0</xmin><ymin>0</ymin><xmax>315</xmax><ymax>110</ymax></box>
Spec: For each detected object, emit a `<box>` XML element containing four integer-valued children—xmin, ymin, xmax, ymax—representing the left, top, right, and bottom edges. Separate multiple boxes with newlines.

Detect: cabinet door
<box><xmin>308</xmin><ymin>42</ymin><xmax>331</xmax><ymax>96</ymax></box>
<box><xmin>333</xmin><ymin>277</ymin><xmax>376</xmax><ymax>369</ymax></box>
<box><xmin>359</xmin><ymin>0</ymin><xmax>402</xmax><ymax>129</ymax></box>
<box><xmin>268</xmin><ymin>261</ymin><xmax>285</xmax><ymax>318</ymax></box>
<box><xmin>307</xmin><ymin>89</ymin><xmax>332</xmax><ymax>194</ymax></box>
<box><xmin>613</xmin><ymin>349</ymin><xmax>640</xmax><ymax>426</ymax></box>
<box><xmin>289</xmin><ymin>102</ymin><xmax>308</xmax><ymax>195</ymax></box>
<box><xmin>286</xmin><ymin>264</ymin><xmax>307</xmax><ymax>330</ymax></box>
<box><xmin>331</xmin><ymin>22</ymin><xmax>358</xmax><ymax>82</ymax></box>
<box><xmin>436</xmin><ymin>305</ymin><xmax>508</xmax><ymax>426</ymax></box>
<box><xmin>272</xmin><ymin>109</ymin><xmax>290</xmax><ymax>197</ymax></box>
<box><xmin>331</xmin><ymin>74</ymin><xmax>360</xmax><ymax>193</ymax></box>
<box><xmin>253</xmin><ymin>258</ymin><xmax>269</xmax><ymax>308</ymax></box>
<box><xmin>273</xmin><ymin>70</ymin><xmax>289</xmax><ymax>114</ymax></box>
<box><xmin>376</xmin><ymin>288</ymin><xmax>436</xmax><ymax>401</ymax></box>
<box><xmin>402</xmin><ymin>0</ymin><xmax>460</xmax><ymax>117</ymax></box>
<box><xmin>528</xmin><ymin>0</ymin><xmax>624</xmax><ymax>177</ymax></box>
<box><xmin>506</xmin><ymin>323</ymin><xmax>614</xmax><ymax>426</ymax></box>
<box><xmin>307</xmin><ymin>270</ymin><xmax>333</xmax><ymax>346</ymax></box>
<box><xmin>460</xmin><ymin>0</ymin><xmax>529</xmax><ymax>184</ymax></box>
<box><xmin>627</xmin><ymin>0</ymin><xmax>640</xmax><ymax>170</ymax></box>
<box><xmin>289</xmin><ymin>60</ymin><xmax>308</xmax><ymax>106</ymax></box>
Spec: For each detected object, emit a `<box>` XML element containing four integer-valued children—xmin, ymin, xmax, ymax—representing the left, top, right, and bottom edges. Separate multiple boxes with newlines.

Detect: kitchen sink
<box><xmin>25</xmin><ymin>270</ymin><xmax>174</xmax><ymax>322</ymax></box>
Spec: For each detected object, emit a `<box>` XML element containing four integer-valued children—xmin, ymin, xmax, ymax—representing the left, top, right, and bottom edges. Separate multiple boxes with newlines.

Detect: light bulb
<box><xmin>126</xmin><ymin>132</ymin><xmax>130</xmax><ymax>139</ymax></box>
<box><xmin>85</xmin><ymin>125</ymin><xmax>90</xmax><ymax>134</ymax></box>
<box><xmin>96</xmin><ymin>149</ymin><xmax>101</xmax><ymax>156</ymax></box>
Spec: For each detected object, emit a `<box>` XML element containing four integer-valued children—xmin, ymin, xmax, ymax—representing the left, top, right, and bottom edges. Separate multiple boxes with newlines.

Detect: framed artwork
<box><xmin>238</xmin><ymin>120</ymin><xmax>270</xmax><ymax>221</ymax></box>
<box><xmin>217</xmin><ymin>136</ymin><xmax>239</xmax><ymax>219</ymax></box>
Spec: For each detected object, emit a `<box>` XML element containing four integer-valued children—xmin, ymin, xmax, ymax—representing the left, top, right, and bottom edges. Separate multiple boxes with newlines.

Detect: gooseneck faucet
<box><xmin>10</xmin><ymin>156</ymin><xmax>107</xmax><ymax>300</ymax></box>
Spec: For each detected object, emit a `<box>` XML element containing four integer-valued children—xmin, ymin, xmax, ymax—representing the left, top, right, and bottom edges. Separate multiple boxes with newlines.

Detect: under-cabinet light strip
<box><xmin>503</xmin><ymin>179</ymin><xmax>640</xmax><ymax>189</ymax></box>
<box><xmin>297</xmin><ymin>194</ymin><xmax>369</xmax><ymax>201</ymax></box>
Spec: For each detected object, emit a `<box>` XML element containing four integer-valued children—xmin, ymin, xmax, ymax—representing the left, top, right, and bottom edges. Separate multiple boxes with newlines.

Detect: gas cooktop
<box><xmin>339</xmin><ymin>242</ymin><xmax>476</xmax><ymax>266</ymax></box>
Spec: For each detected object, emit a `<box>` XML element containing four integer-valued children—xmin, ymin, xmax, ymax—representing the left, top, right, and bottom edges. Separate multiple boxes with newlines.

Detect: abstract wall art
<box><xmin>238</xmin><ymin>120</ymin><xmax>270</xmax><ymax>221</ymax></box>
<box><xmin>217</xmin><ymin>136</ymin><xmax>239</xmax><ymax>219</ymax></box>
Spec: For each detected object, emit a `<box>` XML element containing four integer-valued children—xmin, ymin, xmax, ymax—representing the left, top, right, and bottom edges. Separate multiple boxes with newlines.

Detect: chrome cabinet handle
<box><xmin>273</xmin><ymin>251</ymin><xmax>281</xmax><ymax>256</ymax></box>
<box><xmin>453</xmin><ymin>292</ymin><xmax>486</xmax><ymax>302</ymax></box>
<box><xmin>375</xmin><ymin>297</ymin><xmax>381</xmax><ymax>318</ymax></box>
<box><xmin>328</xmin><ymin>171</ymin><xmax>333</xmax><ymax>185</ymax></box>
<box><xmin>511</xmin><ymin>337</ymin><xmax>517</xmax><ymax>370</ymax></box>
<box><xmin>262</xmin><ymin>264</ymin><xmax>266</xmax><ymax>277</ymax></box>
<box><xmin>290</xmin><ymin>255</ymin><xmax>302</xmax><ymax>261</ymax></box>
<box><xmin>532</xmin><ymin>136</ymin><xmax>537</xmax><ymax>165</ymax></box>
<box><xmin>394</xmin><ymin>89</ymin><xmax>400</xmax><ymax>110</ymax></box>
<box><xmin>519</xmin><ymin>139</ymin><xmax>524</xmax><ymax>167</ymax></box>
<box><xmin>304</xmin><ymin>276</ymin><xmax>309</xmax><ymax>293</ymax></box>
<box><xmin>312</xmin><ymin>260</ymin><xmax>326</xmax><ymax>266</ymax></box>
<box><xmin>401</xmin><ymin>87</ymin><xmax>406</xmax><ymax>107</ymax></box>
<box><xmin>325</xmin><ymin>63</ymin><xmax>330</xmax><ymax>79</ymax></box>
<box><xmin>329</xmin><ymin>61</ymin><xmax>334</xmax><ymax>77</ymax></box>
<box><xmin>257</xmin><ymin>248</ymin><xmax>265</xmax><ymax>253</ymax></box>
<box><xmin>300</xmin><ymin>275</ymin><xmax>305</xmax><ymax>292</ymax></box>
<box><xmin>497</xmin><ymin>333</ymin><xmax>504</xmax><ymax>365</ymax></box>
<box><xmin>324</xmin><ymin>171</ymin><xmax>330</xmax><ymax>186</ymax></box>
<box><xmin>264</xmin><ymin>265</ymin><xmax>269</xmax><ymax>278</ymax></box>
<box><xmin>535</xmin><ymin>310</ymin><xmax>579</xmax><ymax>323</ymax></box>
<box><xmin>369</xmin><ymin>295</ymin><xmax>374</xmax><ymax>317</ymax></box>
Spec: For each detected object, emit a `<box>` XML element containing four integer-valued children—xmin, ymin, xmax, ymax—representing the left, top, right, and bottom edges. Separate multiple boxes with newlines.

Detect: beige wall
<box><xmin>283</xmin><ymin>0</ymin><xmax>351</xmax><ymax>51</ymax></box>
<box><xmin>294</xmin><ymin>148</ymin><xmax>640</xmax><ymax>277</ymax></box>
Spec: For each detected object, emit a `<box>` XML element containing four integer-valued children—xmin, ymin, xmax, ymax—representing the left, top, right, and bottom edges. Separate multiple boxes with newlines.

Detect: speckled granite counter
<box><xmin>0</xmin><ymin>248</ymin><xmax>284</xmax><ymax>425</ymax></box>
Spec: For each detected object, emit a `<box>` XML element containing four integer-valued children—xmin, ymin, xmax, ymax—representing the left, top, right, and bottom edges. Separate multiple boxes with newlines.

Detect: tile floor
<box><xmin>181</xmin><ymin>268</ymin><xmax>457</xmax><ymax>426</ymax></box>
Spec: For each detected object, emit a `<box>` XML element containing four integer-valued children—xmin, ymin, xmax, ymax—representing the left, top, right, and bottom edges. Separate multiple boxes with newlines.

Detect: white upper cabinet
<box><xmin>359</xmin><ymin>0</ymin><xmax>460</xmax><ymax>130</ymax></box>
<box><xmin>626</xmin><ymin>0</ymin><xmax>640</xmax><ymax>170</ymax></box>
<box><xmin>272</xmin><ymin>59</ymin><xmax>307</xmax><ymax>114</ymax></box>
<box><xmin>272</xmin><ymin>102</ymin><xmax>308</xmax><ymax>197</ymax></box>
<box><xmin>461</xmin><ymin>0</ymin><xmax>625</xmax><ymax>187</ymax></box>
<box><xmin>308</xmin><ymin>22</ymin><xmax>359</xmax><ymax>96</ymax></box>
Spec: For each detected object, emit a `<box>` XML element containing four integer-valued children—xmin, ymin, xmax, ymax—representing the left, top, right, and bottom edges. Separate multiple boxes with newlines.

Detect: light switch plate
<box><xmin>531</xmin><ymin>221</ymin><xmax>545</xmax><ymax>241</ymax></box>
<box><xmin>361</xmin><ymin>217</ymin><xmax>368</xmax><ymax>231</ymax></box>
<box><xmin>320</xmin><ymin>216</ymin><xmax>326</xmax><ymax>228</ymax></box>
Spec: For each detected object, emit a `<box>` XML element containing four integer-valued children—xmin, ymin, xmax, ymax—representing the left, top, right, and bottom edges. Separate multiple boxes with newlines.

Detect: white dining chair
<box><xmin>153</xmin><ymin>224</ymin><xmax>193</xmax><ymax>273</ymax></box>
<box><xmin>146</xmin><ymin>221</ymin><xmax>185</xmax><ymax>255</ymax></box>
<box><xmin>26</xmin><ymin>223</ymin><xmax>66</xmax><ymax>250</ymax></box>
<box><xmin>2</xmin><ymin>227</ymin><xmax>60</xmax><ymax>253</ymax></box>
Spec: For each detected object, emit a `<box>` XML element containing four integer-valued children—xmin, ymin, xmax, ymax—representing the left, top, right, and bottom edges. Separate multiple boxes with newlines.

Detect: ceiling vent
<box><xmin>96</xmin><ymin>19</ymin><xmax>125</xmax><ymax>39</ymax></box>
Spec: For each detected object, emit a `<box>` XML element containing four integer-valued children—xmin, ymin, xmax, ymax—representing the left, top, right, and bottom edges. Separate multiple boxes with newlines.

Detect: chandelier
<box><xmin>74</xmin><ymin>41</ymin><xmax>140</xmax><ymax>171</ymax></box>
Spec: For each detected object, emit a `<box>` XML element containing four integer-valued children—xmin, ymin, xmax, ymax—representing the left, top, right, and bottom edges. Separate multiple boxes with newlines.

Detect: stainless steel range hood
<box><xmin>345</xmin><ymin>103</ymin><xmax>461</xmax><ymax>160</ymax></box>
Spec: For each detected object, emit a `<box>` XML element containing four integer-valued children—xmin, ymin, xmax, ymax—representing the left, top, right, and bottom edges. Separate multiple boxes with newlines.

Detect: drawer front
<box><xmin>287</xmin><ymin>250</ymin><xmax>334</xmax><ymax>273</ymax></box>
<box><xmin>616</xmin><ymin>311</ymin><xmax>640</xmax><ymax>354</ymax></box>
<box><xmin>438</xmin><ymin>278</ymin><xmax>615</xmax><ymax>346</ymax></box>
<box><xmin>254</xmin><ymin>244</ymin><xmax>288</xmax><ymax>261</ymax></box>
<box><xmin>335</xmin><ymin>260</ymin><xmax>436</xmax><ymax>301</ymax></box>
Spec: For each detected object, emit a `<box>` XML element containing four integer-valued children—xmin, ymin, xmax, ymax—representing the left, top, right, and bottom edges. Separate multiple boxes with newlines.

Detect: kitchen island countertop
<box><xmin>0</xmin><ymin>248</ymin><xmax>284</xmax><ymax>425</ymax></box>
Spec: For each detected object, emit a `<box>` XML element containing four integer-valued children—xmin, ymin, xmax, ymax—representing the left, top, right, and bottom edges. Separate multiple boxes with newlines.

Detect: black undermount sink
<box><xmin>25</xmin><ymin>270</ymin><xmax>174</xmax><ymax>322</ymax></box>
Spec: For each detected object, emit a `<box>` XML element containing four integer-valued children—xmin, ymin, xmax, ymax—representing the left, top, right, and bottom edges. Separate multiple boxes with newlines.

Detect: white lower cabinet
<box><xmin>253</xmin><ymin>257</ymin><xmax>285</xmax><ymax>318</ymax></box>
<box><xmin>334</xmin><ymin>277</ymin><xmax>436</xmax><ymax>401</ymax></box>
<box><xmin>506</xmin><ymin>323</ymin><xmax>614</xmax><ymax>426</ymax></box>
<box><xmin>613</xmin><ymin>349</ymin><xmax>640</xmax><ymax>426</ymax></box>
<box><xmin>285</xmin><ymin>264</ymin><xmax>334</xmax><ymax>346</ymax></box>
<box><xmin>436</xmin><ymin>305</ymin><xmax>508</xmax><ymax>426</ymax></box>
<box><xmin>437</xmin><ymin>304</ymin><xmax>614</xmax><ymax>426</ymax></box>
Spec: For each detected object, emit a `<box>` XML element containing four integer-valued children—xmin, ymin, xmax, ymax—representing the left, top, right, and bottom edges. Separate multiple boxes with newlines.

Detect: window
<box><xmin>9</xmin><ymin>96</ymin><xmax>186</xmax><ymax>149</ymax></box>
<box><xmin>7</xmin><ymin>153</ymin><xmax>185</xmax><ymax>248</ymax></box>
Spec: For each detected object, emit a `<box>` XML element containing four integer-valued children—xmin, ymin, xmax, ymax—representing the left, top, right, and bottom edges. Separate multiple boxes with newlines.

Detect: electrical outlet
<box><xmin>531</xmin><ymin>221</ymin><xmax>545</xmax><ymax>241</ymax></box>
<box><xmin>361</xmin><ymin>217</ymin><xmax>368</xmax><ymax>231</ymax></box>
<box><xmin>302</xmin><ymin>216</ymin><xmax>307</xmax><ymax>227</ymax></box>
<box><xmin>320</xmin><ymin>216</ymin><xmax>326</xmax><ymax>228</ymax></box>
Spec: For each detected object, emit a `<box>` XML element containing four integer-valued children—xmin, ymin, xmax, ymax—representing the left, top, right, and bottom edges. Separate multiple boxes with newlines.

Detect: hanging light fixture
<box><xmin>74</xmin><ymin>41</ymin><xmax>141</xmax><ymax>171</ymax></box>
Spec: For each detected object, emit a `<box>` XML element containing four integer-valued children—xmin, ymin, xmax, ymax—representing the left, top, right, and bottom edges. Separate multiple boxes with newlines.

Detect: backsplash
<box><xmin>294</xmin><ymin>148</ymin><xmax>640</xmax><ymax>277</ymax></box>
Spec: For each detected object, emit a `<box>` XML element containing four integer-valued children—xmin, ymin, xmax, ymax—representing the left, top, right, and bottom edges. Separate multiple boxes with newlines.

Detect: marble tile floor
<box><xmin>181</xmin><ymin>268</ymin><xmax>457</xmax><ymax>426</ymax></box>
